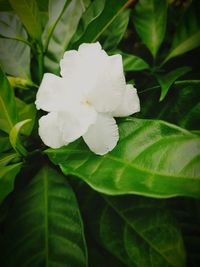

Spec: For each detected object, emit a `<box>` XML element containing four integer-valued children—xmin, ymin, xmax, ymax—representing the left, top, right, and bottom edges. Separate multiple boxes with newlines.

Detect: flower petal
<box><xmin>59</xmin><ymin>104</ymin><xmax>97</xmax><ymax>143</ymax></box>
<box><xmin>88</xmin><ymin>54</ymin><xmax>126</xmax><ymax>113</ymax></box>
<box><xmin>83</xmin><ymin>114</ymin><xmax>119</xmax><ymax>155</ymax></box>
<box><xmin>112</xmin><ymin>84</ymin><xmax>140</xmax><ymax>117</ymax></box>
<box><xmin>38</xmin><ymin>112</ymin><xmax>67</xmax><ymax>149</ymax></box>
<box><xmin>35</xmin><ymin>73</ymin><xmax>68</xmax><ymax>112</ymax></box>
<box><xmin>60</xmin><ymin>50</ymin><xmax>78</xmax><ymax>78</ymax></box>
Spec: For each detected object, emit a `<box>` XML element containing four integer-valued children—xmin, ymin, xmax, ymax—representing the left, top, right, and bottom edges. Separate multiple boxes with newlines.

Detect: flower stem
<box><xmin>36</xmin><ymin>43</ymin><xmax>44</xmax><ymax>83</ymax></box>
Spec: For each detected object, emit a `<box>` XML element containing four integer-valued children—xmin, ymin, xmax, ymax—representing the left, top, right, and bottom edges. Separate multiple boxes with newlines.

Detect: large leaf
<box><xmin>1</xmin><ymin>165</ymin><xmax>88</xmax><ymax>267</ymax></box>
<box><xmin>164</xmin><ymin>1</ymin><xmax>200</xmax><ymax>63</ymax></box>
<box><xmin>156</xmin><ymin>66</ymin><xmax>191</xmax><ymax>101</ymax></box>
<box><xmin>0</xmin><ymin>67</ymin><xmax>18</xmax><ymax>133</ymax></box>
<box><xmin>0</xmin><ymin>12</ymin><xmax>31</xmax><ymax>78</ymax></box>
<box><xmin>8</xmin><ymin>0</ymin><xmax>42</xmax><ymax>41</ymax></box>
<box><xmin>102</xmin><ymin>9</ymin><xmax>130</xmax><ymax>50</ymax></box>
<box><xmin>133</xmin><ymin>0</ymin><xmax>168</xmax><ymax>58</ymax></box>
<box><xmin>0</xmin><ymin>163</ymin><xmax>22</xmax><ymax>204</ymax></box>
<box><xmin>44</xmin><ymin>0</ymin><xmax>87</xmax><ymax>74</ymax></box>
<box><xmin>82</xmin><ymin>191</ymin><xmax>186</xmax><ymax>267</ymax></box>
<box><xmin>47</xmin><ymin>118</ymin><xmax>200</xmax><ymax>198</ymax></box>
<box><xmin>71</xmin><ymin>0</ymin><xmax>131</xmax><ymax>48</ymax></box>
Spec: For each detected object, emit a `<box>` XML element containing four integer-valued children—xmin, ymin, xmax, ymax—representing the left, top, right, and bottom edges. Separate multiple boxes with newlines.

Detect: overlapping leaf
<box><xmin>1</xmin><ymin>165</ymin><xmax>88</xmax><ymax>267</ymax></box>
<box><xmin>47</xmin><ymin>118</ymin><xmax>200</xmax><ymax>198</ymax></box>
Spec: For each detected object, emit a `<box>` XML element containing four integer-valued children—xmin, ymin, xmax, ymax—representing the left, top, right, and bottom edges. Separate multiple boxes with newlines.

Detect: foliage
<box><xmin>0</xmin><ymin>0</ymin><xmax>199</xmax><ymax>266</ymax></box>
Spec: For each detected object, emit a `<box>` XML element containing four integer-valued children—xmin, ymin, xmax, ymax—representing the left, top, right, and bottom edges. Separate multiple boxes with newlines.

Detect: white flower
<box><xmin>35</xmin><ymin>42</ymin><xmax>140</xmax><ymax>155</ymax></box>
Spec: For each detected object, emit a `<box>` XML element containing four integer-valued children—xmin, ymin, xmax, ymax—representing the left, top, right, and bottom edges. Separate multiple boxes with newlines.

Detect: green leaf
<box><xmin>2</xmin><ymin>165</ymin><xmax>88</xmax><ymax>267</ymax></box>
<box><xmin>16</xmin><ymin>97</ymin><xmax>36</xmax><ymax>135</ymax></box>
<box><xmin>0</xmin><ymin>131</ymin><xmax>12</xmax><ymax>153</ymax></box>
<box><xmin>69</xmin><ymin>0</ymin><xmax>105</xmax><ymax>46</ymax></box>
<box><xmin>46</xmin><ymin>118</ymin><xmax>200</xmax><ymax>199</ymax></box>
<box><xmin>9</xmin><ymin>119</ymin><xmax>31</xmax><ymax>156</ymax></box>
<box><xmin>119</xmin><ymin>51</ymin><xmax>150</xmax><ymax>71</ymax></box>
<box><xmin>0</xmin><ymin>67</ymin><xmax>18</xmax><ymax>133</ymax></box>
<box><xmin>102</xmin><ymin>9</ymin><xmax>130</xmax><ymax>50</ymax></box>
<box><xmin>164</xmin><ymin>1</ymin><xmax>200</xmax><ymax>63</ymax></box>
<box><xmin>133</xmin><ymin>0</ymin><xmax>168</xmax><ymax>58</ymax></box>
<box><xmin>8</xmin><ymin>0</ymin><xmax>42</xmax><ymax>41</ymax></box>
<box><xmin>0</xmin><ymin>152</ymin><xmax>19</xmax><ymax>166</ymax></box>
<box><xmin>44</xmin><ymin>0</ymin><xmax>87</xmax><ymax>74</ymax></box>
<box><xmin>85</xmin><ymin>193</ymin><xmax>186</xmax><ymax>267</ymax></box>
<box><xmin>0</xmin><ymin>163</ymin><xmax>22</xmax><ymax>204</ymax></box>
<box><xmin>43</xmin><ymin>0</ymin><xmax>73</xmax><ymax>51</ymax></box>
<box><xmin>156</xmin><ymin>66</ymin><xmax>191</xmax><ymax>101</ymax></box>
<box><xmin>71</xmin><ymin>0</ymin><xmax>131</xmax><ymax>48</ymax></box>
<box><xmin>0</xmin><ymin>12</ymin><xmax>31</xmax><ymax>78</ymax></box>
<box><xmin>140</xmin><ymin>84</ymin><xmax>200</xmax><ymax>131</ymax></box>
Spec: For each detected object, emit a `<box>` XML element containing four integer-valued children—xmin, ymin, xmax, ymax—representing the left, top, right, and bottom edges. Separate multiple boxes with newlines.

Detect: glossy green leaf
<box><xmin>8</xmin><ymin>0</ymin><xmax>42</xmax><ymax>41</ymax></box>
<box><xmin>0</xmin><ymin>12</ymin><xmax>31</xmax><ymax>78</ymax></box>
<box><xmin>0</xmin><ymin>131</ymin><xmax>11</xmax><ymax>153</ymax></box>
<box><xmin>84</xmin><ymin>193</ymin><xmax>186</xmax><ymax>267</ymax></box>
<box><xmin>47</xmin><ymin>118</ymin><xmax>200</xmax><ymax>198</ymax></box>
<box><xmin>43</xmin><ymin>0</ymin><xmax>73</xmax><ymax>51</ymax></box>
<box><xmin>133</xmin><ymin>0</ymin><xmax>168</xmax><ymax>58</ymax></box>
<box><xmin>16</xmin><ymin>97</ymin><xmax>36</xmax><ymax>135</ymax></box>
<box><xmin>1</xmin><ymin>165</ymin><xmax>88</xmax><ymax>267</ymax></box>
<box><xmin>164</xmin><ymin>1</ymin><xmax>200</xmax><ymax>63</ymax></box>
<box><xmin>140</xmin><ymin>84</ymin><xmax>200</xmax><ymax>131</ymax></box>
<box><xmin>71</xmin><ymin>0</ymin><xmax>131</xmax><ymax>48</ymax></box>
<box><xmin>156</xmin><ymin>66</ymin><xmax>191</xmax><ymax>101</ymax></box>
<box><xmin>44</xmin><ymin>0</ymin><xmax>87</xmax><ymax>74</ymax></box>
<box><xmin>102</xmin><ymin>9</ymin><xmax>130</xmax><ymax>50</ymax></box>
<box><xmin>0</xmin><ymin>152</ymin><xmax>19</xmax><ymax>166</ymax></box>
<box><xmin>120</xmin><ymin>51</ymin><xmax>150</xmax><ymax>71</ymax></box>
<box><xmin>9</xmin><ymin>119</ymin><xmax>31</xmax><ymax>156</ymax></box>
<box><xmin>0</xmin><ymin>67</ymin><xmax>18</xmax><ymax>133</ymax></box>
<box><xmin>0</xmin><ymin>163</ymin><xmax>22</xmax><ymax>203</ymax></box>
<box><xmin>69</xmin><ymin>0</ymin><xmax>105</xmax><ymax>46</ymax></box>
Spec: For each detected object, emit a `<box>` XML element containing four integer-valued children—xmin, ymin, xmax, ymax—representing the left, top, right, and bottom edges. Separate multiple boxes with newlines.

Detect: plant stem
<box><xmin>36</xmin><ymin>43</ymin><xmax>44</xmax><ymax>83</ymax></box>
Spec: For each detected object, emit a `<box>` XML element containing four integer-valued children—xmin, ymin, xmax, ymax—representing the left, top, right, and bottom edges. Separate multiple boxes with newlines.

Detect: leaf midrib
<box><xmin>104</xmin><ymin>197</ymin><xmax>176</xmax><ymax>267</ymax></box>
<box><xmin>0</xmin><ymin>96</ymin><xmax>14</xmax><ymax>131</ymax></box>
<box><xmin>50</xmin><ymin>146</ymin><xmax>199</xmax><ymax>180</ymax></box>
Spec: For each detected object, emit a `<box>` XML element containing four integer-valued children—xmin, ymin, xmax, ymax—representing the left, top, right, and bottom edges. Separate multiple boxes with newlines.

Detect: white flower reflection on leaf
<box><xmin>35</xmin><ymin>42</ymin><xmax>140</xmax><ymax>155</ymax></box>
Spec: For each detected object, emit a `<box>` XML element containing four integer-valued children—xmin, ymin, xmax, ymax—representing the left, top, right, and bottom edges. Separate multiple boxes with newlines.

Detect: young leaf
<box><xmin>102</xmin><ymin>9</ymin><xmax>130</xmax><ymax>50</ymax></box>
<box><xmin>8</xmin><ymin>0</ymin><xmax>42</xmax><ymax>41</ymax></box>
<box><xmin>0</xmin><ymin>67</ymin><xmax>18</xmax><ymax>133</ymax></box>
<box><xmin>156</xmin><ymin>66</ymin><xmax>191</xmax><ymax>101</ymax></box>
<box><xmin>84</xmin><ymin>193</ymin><xmax>186</xmax><ymax>267</ymax></box>
<box><xmin>16</xmin><ymin>97</ymin><xmax>36</xmax><ymax>136</ymax></box>
<box><xmin>1</xmin><ymin>165</ymin><xmax>88</xmax><ymax>267</ymax></box>
<box><xmin>120</xmin><ymin>51</ymin><xmax>150</xmax><ymax>71</ymax></box>
<box><xmin>0</xmin><ymin>12</ymin><xmax>31</xmax><ymax>79</ymax></box>
<box><xmin>0</xmin><ymin>131</ymin><xmax>12</xmax><ymax>153</ymax></box>
<box><xmin>44</xmin><ymin>0</ymin><xmax>87</xmax><ymax>74</ymax></box>
<box><xmin>164</xmin><ymin>1</ymin><xmax>200</xmax><ymax>63</ymax></box>
<box><xmin>47</xmin><ymin>118</ymin><xmax>200</xmax><ymax>199</ymax></box>
<box><xmin>133</xmin><ymin>0</ymin><xmax>168</xmax><ymax>58</ymax></box>
<box><xmin>9</xmin><ymin>119</ymin><xmax>31</xmax><ymax>156</ymax></box>
<box><xmin>71</xmin><ymin>0</ymin><xmax>131</xmax><ymax>48</ymax></box>
<box><xmin>0</xmin><ymin>163</ymin><xmax>22</xmax><ymax>204</ymax></box>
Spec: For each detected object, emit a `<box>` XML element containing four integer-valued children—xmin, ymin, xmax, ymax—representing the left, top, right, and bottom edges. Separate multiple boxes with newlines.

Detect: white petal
<box><xmin>112</xmin><ymin>84</ymin><xmax>140</xmax><ymax>117</ymax></box>
<box><xmin>78</xmin><ymin>42</ymin><xmax>102</xmax><ymax>54</ymax></box>
<box><xmin>60</xmin><ymin>50</ymin><xmax>78</xmax><ymax>78</ymax></box>
<box><xmin>83</xmin><ymin>114</ymin><xmax>119</xmax><ymax>155</ymax></box>
<box><xmin>38</xmin><ymin>112</ymin><xmax>67</xmax><ymax>149</ymax></box>
<box><xmin>35</xmin><ymin>73</ymin><xmax>68</xmax><ymax>112</ymax></box>
<box><xmin>59</xmin><ymin>104</ymin><xmax>97</xmax><ymax>143</ymax></box>
<box><xmin>88</xmin><ymin>54</ymin><xmax>126</xmax><ymax>113</ymax></box>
